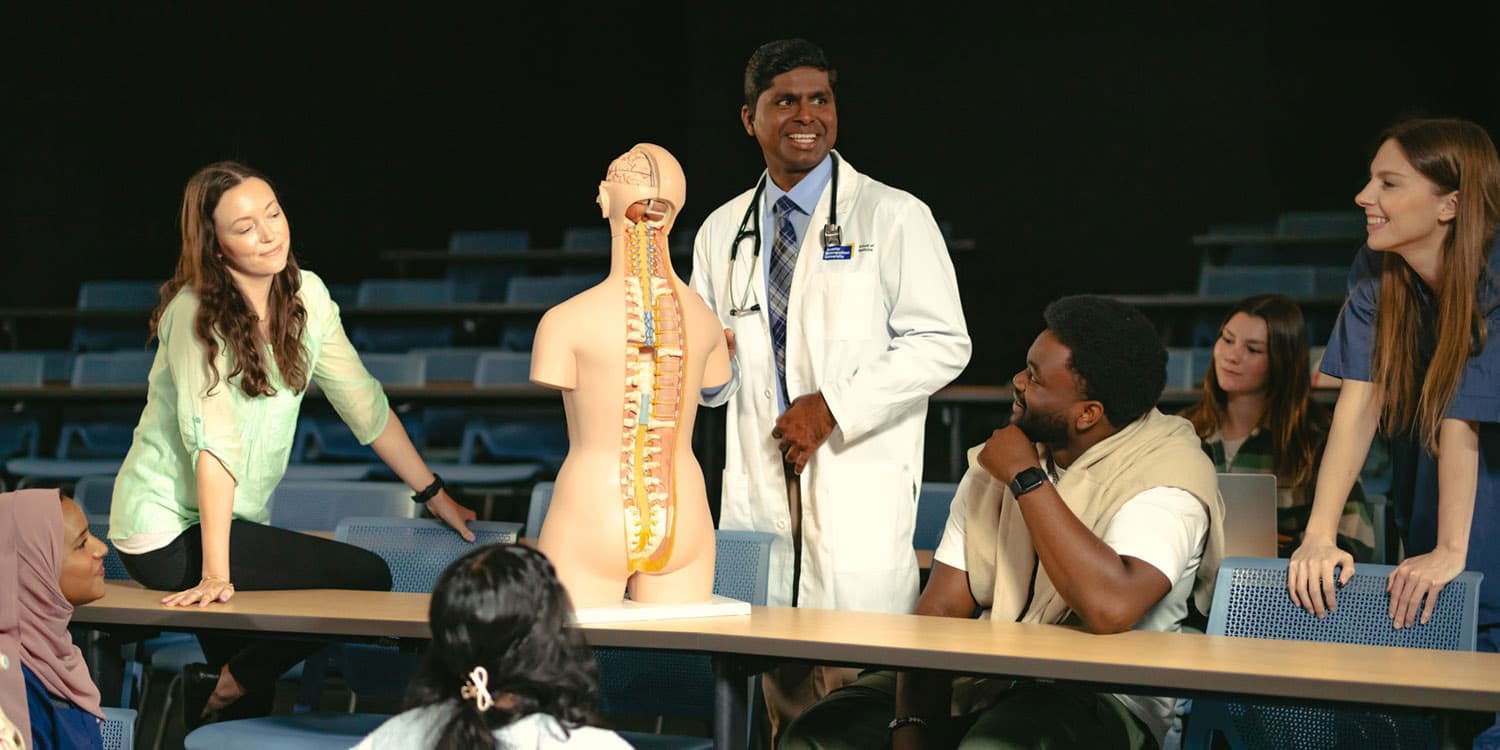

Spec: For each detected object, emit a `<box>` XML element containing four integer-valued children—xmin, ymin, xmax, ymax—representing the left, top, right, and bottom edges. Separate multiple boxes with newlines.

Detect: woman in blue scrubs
<box><xmin>1286</xmin><ymin>117</ymin><xmax>1500</xmax><ymax>747</ymax></box>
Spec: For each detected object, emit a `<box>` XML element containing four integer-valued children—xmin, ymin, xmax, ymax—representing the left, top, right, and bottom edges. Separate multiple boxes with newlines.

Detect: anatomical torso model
<box><xmin>531</xmin><ymin>143</ymin><xmax>731</xmax><ymax>609</ymax></box>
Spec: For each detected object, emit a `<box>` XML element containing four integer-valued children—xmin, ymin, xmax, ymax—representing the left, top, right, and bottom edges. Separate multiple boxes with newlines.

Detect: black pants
<box><xmin>119</xmin><ymin>520</ymin><xmax>392</xmax><ymax>717</ymax></box>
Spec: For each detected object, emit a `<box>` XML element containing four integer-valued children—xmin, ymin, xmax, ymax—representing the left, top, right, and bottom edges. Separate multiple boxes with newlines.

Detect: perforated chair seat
<box><xmin>1184</xmin><ymin>557</ymin><xmax>1481</xmax><ymax>750</ymax></box>
<box><xmin>183</xmin><ymin>713</ymin><xmax>390</xmax><ymax>750</ymax></box>
<box><xmin>335</xmin><ymin>517</ymin><xmax>522</xmax><ymax>593</ymax></box>
<box><xmin>267</xmin><ymin>481</ymin><xmax>418</xmax><ymax>532</ymax></box>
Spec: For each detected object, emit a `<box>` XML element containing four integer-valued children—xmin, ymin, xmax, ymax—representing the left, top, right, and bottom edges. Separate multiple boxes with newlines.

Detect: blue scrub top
<box><xmin>22</xmin><ymin>663</ymin><xmax>102</xmax><ymax>750</ymax></box>
<box><xmin>1321</xmin><ymin>236</ymin><xmax>1500</xmax><ymax>632</ymax></box>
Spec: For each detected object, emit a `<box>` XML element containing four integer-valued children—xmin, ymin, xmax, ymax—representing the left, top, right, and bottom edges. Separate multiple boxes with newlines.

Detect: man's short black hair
<box><xmin>743</xmin><ymin>38</ymin><xmax>838</xmax><ymax>112</ymax></box>
<box><xmin>1042</xmin><ymin>295</ymin><xmax>1167</xmax><ymax>428</ymax></box>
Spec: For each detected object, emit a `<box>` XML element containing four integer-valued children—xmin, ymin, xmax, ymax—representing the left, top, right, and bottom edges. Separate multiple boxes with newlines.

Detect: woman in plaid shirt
<box><xmin>1181</xmin><ymin>295</ymin><xmax>1376</xmax><ymax>561</ymax></box>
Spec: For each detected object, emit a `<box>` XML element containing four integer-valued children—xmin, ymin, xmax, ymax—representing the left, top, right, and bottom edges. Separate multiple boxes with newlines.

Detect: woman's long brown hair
<box><xmin>149</xmin><ymin>161</ymin><xmax>309</xmax><ymax>397</ymax></box>
<box><xmin>1370</xmin><ymin>119</ymin><xmax>1500</xmax><ymax>452</ymax></box>
<box><xmin>1184</xmin><ymin>294</ymin><xmax>1321</xmax><ymax>488</ymax></box>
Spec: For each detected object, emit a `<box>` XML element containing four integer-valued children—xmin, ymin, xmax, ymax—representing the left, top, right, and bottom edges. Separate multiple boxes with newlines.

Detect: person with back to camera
<box><xmin>781</xmin><ymin>296</ymin><xmax>1224</xmax><ymax>750</ymax></box>
<box><xmin>1180</xmin><ymin>294</ymin><xmax>1376</xmax><ymax>561</ymax></box>
<box><xmin>688</xmin><ymin>37</ymin><xmax>971</xmax><ymax>737</ymax></box>
<box><xmin>108</xmin><ymin>161</ymin><xmax>477</xmax><ymax>728</ymax></box>
<box><xmin>1285</xmin><ymin>117</ymin><xmax>1500</xmax><ymax>748</ymax></box>
<box><xmin>530</xmin><ymin>143</ymin><xmax>730</xmax><ymax>609</ymax></box>
<box><xmin>353</xmin><ymin>543</ymin><xmax>631</xmax><ymax>749</ymax></box>
<box><xmin>0</xmin><ymin>489</ymin><xmax>111</xmax><ymax>750</ymax></box>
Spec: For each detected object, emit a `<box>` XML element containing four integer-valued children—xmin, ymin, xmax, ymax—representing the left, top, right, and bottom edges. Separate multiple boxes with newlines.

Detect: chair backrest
<box><xmin>267</xmin><ymin>481</ymin><xmax>417</xmax><ymax>532</ymax></box>
<box><xmin>411</xmin><ymin>348</ymin><xmax>495</xmax><ymax>383</ymax></box>
<box><xmin>73</xmin><ymin>474</ymin><xmax>117</xmax><ymax>515</ymax></box>
<box><xmin>86</xmin><ymin>515</ymin><xmax>132</xmax><ymax>581</ymax></box>
<box><xmin>1275</xmin><ymin>210</ymin><xmax>1365</xmax><ymax>237</ymax></box>
<box><xmin>358</xmin><ymin>352</ymin><xmax>427</xmax><ymax>386</ymax></box>
<box><xmin>77</xmin><ymin>281</ymin><xmax>159</xmax><ymax>310</ymax></box>
<box><xmin>71</xmin><ymin>351</ymin><xmax>155</xmax><ymax>387</ymax></box>
<box><xmin>0</xmin><ymin>353</ymin><xmax>46</xmax><ymax>386</ymax></box>
<box><xmin>1165</xmin><ymin>347</ymin><xmax>1213</xmax><ymax>390</ymax></box>
<box><xmin>354</xmin><ymin>279</ymin><xmax>455</xmax><ymax>307</ymax></box>
<box><xmin>335</xmin><ymin>517</ymin><xmax>522</xmax><ymax>592</ymax></box>
<box><xmin>915</xmin><ymin>481</ymin><xmax>957</xmax><ymax>551</ymax></box>
<box><xmin>1207</xmin><ymin>556</ymin><xmax>1480</xmax><ymax>648</ymax></box>
<box><xmin>1187</xmin><ymin>557</ymin><xmax>1479</xmax><ymax>750</ymax></box>
<box><xmin>1197</xmin><ymin>265</ymin><xmax>1349</xmax><ymax>297</ymax></box>
<box><xmin>100</xmin><ymin>706</ymin><xmax>138</xmax><ymax>750</ymax></box>
<box><xmin>15</xmin><ymin>350</ymin><xmax>75</xmax><ymax>383</ymax></box>
<box><xmin>473</xmin><ymin>351</ymin><xmax>534</xmax><ymax>386</ymax></box>
<box><xmin>526</xmin><ymin>481</ymin><xmax>553</xmax><ymax>538</ymax></box>
<box><xmin>448</xmin><ymin>229</ymin><xmax>530</xmax><ymax>254</ymax></box>
<box><xmin>712</xmin><ymin>529</ymin><xmax>776</xmax><ymax>606</ymax></box>
<box><xmin>560</xmin><ymin>226</ymin><xmax>611</xmax><ymax>251</ymax></box>
<box><xmin>501</xmin><ymin>274</ymin><xmax>597</xmax><ymax>305</ymax></box>
<box><xmin>1217</xmin><ymin>473</ymin><xmax>1277</xmax><ymax>559</ymax></box>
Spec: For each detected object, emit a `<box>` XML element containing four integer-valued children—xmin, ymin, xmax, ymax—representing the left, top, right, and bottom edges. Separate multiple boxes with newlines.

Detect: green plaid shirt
<box><xmin>1202</xmin><ymin>428</ymin><xmax>1376</xmax><ymax>563</ymax></box>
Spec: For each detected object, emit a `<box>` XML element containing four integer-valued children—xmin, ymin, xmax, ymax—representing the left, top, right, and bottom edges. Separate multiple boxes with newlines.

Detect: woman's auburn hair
<box><xmin>149</xmin><ymin>161</ymin><xmax>309</xmax><ymax>398</ymax></box>
<box><xmin>1184</xmin><ymin>294</ymin><xmax>1323</xmax><ymax>489</ymax></box>
<box><xmin>1370</xmin><ymin>118</ymin><xmax>1500</xmax><ymax>452</ymax></box>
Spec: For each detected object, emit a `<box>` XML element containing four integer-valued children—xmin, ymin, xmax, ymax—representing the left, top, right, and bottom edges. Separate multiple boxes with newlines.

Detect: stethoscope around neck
<box><xmin>727</xmin><ymin>153</ymin><xmax>841</xmax><ymax>317</ymax></box>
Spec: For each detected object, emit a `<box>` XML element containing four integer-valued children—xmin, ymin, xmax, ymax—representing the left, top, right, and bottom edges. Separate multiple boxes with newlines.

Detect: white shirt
<box><xmin>352</xmin><ymin>709</ymin><xmax>632</xmax><ymax>750</ymax></box>
<box><xmin>932</xmin><ymin>467</ymin><xmax>1209</xmax><ymax>746</ymax></box>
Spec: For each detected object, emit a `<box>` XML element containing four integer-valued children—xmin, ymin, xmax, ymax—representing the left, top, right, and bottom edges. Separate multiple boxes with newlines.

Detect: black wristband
<box><xmin>412</xmin><ymin>473</ymin><xmax>445</xmax><ymax>504</ymax></box>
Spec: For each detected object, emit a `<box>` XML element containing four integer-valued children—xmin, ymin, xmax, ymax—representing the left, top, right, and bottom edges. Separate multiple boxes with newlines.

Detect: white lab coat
<box><xmin>689</xmin><ymin>154</ymin><xmax>971</xmax><ymax>611</ymax></box>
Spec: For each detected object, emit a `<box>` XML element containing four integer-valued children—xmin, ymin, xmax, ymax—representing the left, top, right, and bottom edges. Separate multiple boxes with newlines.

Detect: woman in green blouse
<box><xmin>108</xmin><ymin>161</ymin><xmax>477</xmax><ymax>726</ymax></box>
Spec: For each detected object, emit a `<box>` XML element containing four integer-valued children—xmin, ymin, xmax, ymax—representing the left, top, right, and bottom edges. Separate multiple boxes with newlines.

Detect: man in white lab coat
<box><xmin>690</xmin><ymin>38</ymin><xmax>971</xmax><ymax>738</ymax></box>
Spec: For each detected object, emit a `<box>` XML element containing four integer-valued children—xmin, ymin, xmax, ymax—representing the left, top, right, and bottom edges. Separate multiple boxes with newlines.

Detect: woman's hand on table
<box><xmin>162</xmin><ymin>576</ymin><xmax>235</xmax><ymax>608</ymax></box>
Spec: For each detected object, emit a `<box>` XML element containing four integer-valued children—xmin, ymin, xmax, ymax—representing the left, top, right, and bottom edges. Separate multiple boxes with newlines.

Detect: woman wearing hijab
<box><xmin>0</xmin><ymin>489</ymin><xmax>110</xmax><ymax>749</ymax></box>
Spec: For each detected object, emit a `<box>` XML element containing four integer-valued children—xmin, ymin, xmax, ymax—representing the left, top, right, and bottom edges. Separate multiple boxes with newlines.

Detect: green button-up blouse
<box><xmin>108</xmin><ymin>270</ymin><xmax>389</xmax><ymax>541</ymax></box>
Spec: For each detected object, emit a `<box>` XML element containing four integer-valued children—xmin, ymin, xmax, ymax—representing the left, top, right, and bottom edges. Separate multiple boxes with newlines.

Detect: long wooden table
<box><xmin>74</xmin><ymin>582</ymin><xmax>1500</xmax><ymax>749</ymax></box>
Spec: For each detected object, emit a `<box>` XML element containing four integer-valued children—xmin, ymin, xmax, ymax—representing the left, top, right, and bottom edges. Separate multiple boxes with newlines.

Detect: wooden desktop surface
<box><xmin>73</xmin><ymin>581</ymin><xmax>1500</xmax><ymax>712</ymax></box>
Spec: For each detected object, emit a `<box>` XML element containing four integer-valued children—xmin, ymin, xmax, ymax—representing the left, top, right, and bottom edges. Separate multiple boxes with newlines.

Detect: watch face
<box><xmin>1012</xmin><ymin>467</ymin><xmax>1048</xmax><ymax>495</ymax></box>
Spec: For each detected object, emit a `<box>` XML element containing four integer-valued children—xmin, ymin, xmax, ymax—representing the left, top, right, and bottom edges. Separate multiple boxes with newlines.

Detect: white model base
<box><xmin>572</xmin><ymin>594</ymin><xmax>751</xmax><ymax>624</ymax></box>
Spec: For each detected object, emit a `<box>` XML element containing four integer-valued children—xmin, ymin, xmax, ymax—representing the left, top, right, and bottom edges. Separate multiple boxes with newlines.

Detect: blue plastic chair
<box><xmin>1183</xmin><ymin>557</ymin><xmax>1482</xmax><ymax>750</ymax></box>
<box><xmin>86</xmin><ymin>514</ymin><xmax>131</xmax><ymax>581</ymax></box>
<box><xmin>336</xmin><ymin>516</ymin><xmax>522</xmax><ymax>592</ymax></box>
<box><xmin>1196</xmin><ymin>265</ymin><xmax>1349</xmax><ymax>297</ymax></box>
<box><xmin>409</xmin><ymin>348</ymin><xmax>499</xmax><ymax>447</ymax></box>
<box><xmin>183</xmin><ymin>713</ymin><xmax>390</xmax><ymax>750</ymax></box>
<box><xmin>915</xmin><ymin>481</ymin><xmax>957</xmax><ymax>552</ymax></box>
<box><xmin>459</xmin><ymin>352</ymin><xmax>563</xmax><ymax>472</ymax></box>
<box><xmin>0</xmin><ymin>352</ymin><xmax>46</xmax><ymax>386</ymax></box>
<box><xmin>101</xmin><ymin>706</ymin><xmax>138</xmax><ymax>750</ymax></box>
<box><xmin>267</xmin><ymin>481</ymin><xmax>418</xmax><ymax>532</ymax></box>
<box><xmin>1275</xmin><ymin>210</ymin><xmax>1366</xmax><ymax>238</ymax></box>
<box><xmin>448</xmin><ymin>229</ymin><xmax>529</xmax><ymax>254</ymax></box>
<box><xmin>447</xmin><ymin>229</ymin><xmax>531</xmax><ymax>302</ymax></box>
<box><xmin>0</xmin><ymin>420</ymin><xmax>39</xmax><ymax>461</ymax></box>
<box><xmin>12</xmin><ymin>350</ymin><xmax>75</xmax><ymax>382</ymax></box>
<box><xmin>1165</xmin><ymin>347</ymin><xmax>1214</xmax><ymax>390</ymax></box>
<box><xmin>597</xmin><ymin>530</ymin><xmax>775</xmax><ymax>750</ymax></box>
<box><xmin>348</xmin><ymin>280</ymin><xmax>457</xmax><ymax>351</ymax></box>
<box><xmin>561</xmin><ymin>226</ymin><xmax>611</xmax><ymax>251</ymax></box>
<box><xmin>54</xmin><ymin>352</ymin><xmax>155</xmax><ymax>459</ymax></box>
<box><xmin>526</xmin><ymin>480</ymin><xmax>553</xmax><ymax>537</ymax></box>
<box><xmin>72</xmin><ymin>280</ymin><xmax>159</xmax><ymax>352</ymax></box>
<box><xmin>74</xmin><ymin>474</ymin><xmax>116</xmax><ymax>514</ymax></box>
<box><xmin>499</xmin><ymin>274</ymin><xmax>598</xmax><ymax>350</ymax></box>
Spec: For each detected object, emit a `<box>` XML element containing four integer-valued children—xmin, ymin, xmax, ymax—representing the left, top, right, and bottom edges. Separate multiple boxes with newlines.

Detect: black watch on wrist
<box><xmin>412</xmin><ymin>474</ymin><xmax>446</xmax><ymax>504</ymax></box>
<box><xmin>1009</xmin><ymin>466</ymin><xmax>1049</xmax><ymax>498</ymax></box>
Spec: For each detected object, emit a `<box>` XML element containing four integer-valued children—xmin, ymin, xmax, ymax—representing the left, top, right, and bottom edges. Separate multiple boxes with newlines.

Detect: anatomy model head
<box><xmin>598</xmin><ymin>143</ymin><xmax>686</xmax><ymax>236</ymax></box>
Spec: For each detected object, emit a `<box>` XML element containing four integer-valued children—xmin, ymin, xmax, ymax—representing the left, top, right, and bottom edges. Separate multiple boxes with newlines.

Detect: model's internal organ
<box><xmin>621</xmin><ymin>221</ymin><xmax>684</xmax><ymax>572</ymax></box>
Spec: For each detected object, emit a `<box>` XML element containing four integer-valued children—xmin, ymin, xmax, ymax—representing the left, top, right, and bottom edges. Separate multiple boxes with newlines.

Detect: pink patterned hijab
<box><xmin>0</xmin><ymin>489</ymin><xmax>104</xmax><ymax>745</ymax></box>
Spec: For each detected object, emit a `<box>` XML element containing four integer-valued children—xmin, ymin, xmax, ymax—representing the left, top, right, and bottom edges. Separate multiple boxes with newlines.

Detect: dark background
<box><xmin>6</xmin><ymin>2</ymin><xmax>1499</xmax><ymax>381</ymax></box>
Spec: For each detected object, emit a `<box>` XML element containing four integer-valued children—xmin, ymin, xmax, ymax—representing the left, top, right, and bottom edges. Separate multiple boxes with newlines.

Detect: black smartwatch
<box><xmin>1009</xmin><ymin>466</ymin><xmax>1049</xmax><ymax>498</ymax></box>
<box><xmin>412</xmin><ymin>474</ymin><xmax>446</xmax><ymax>504</ymax></box>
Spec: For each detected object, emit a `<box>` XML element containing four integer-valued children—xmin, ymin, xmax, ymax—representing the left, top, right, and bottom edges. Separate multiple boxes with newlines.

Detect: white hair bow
<box><xmin>460</xmin><ymin>666</ymin><xmax>495</xmax><ymax>712</ymax></box>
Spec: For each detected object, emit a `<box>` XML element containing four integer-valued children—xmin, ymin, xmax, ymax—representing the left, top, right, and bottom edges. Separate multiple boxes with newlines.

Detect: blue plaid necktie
<box><xmin>767</xmin><ymin>196</ymin><xmax>800</xmax><ymax>399</ymax></box>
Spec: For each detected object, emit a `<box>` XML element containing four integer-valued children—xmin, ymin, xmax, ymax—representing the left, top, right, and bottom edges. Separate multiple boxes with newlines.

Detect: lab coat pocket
<box><xmin>822</xmin><ymin>460</ymin><xmax>914</xmax><ymax>572</ymax></box>
<box><xmin>821</xmin><ymin>272</ymin><xmax>877</xmax><ymax>340</ymax></box>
